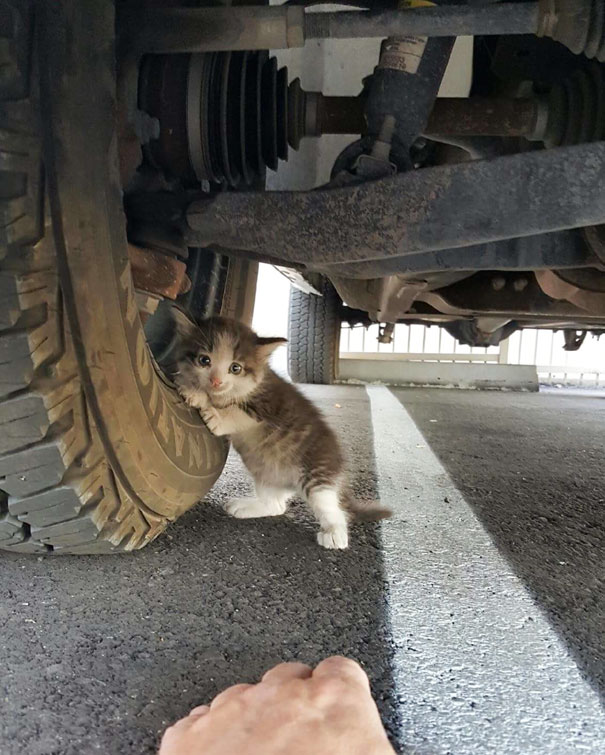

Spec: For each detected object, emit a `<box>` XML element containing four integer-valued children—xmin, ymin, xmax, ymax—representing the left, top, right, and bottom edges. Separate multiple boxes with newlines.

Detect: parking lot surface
<box><xmin>2</xmin><ymin>386</ymin><xmax>605</xmax><ymax>753</ymax></box>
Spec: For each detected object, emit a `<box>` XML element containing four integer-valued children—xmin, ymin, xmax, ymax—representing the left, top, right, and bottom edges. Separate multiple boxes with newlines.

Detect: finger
<box><xmin>187</xmin><ymin>705</ymin><xmax>210</xmax><ymax>719</ymax></box>
<box><xmin>261</xmin><ymin>662</ymin><xmax>312</xmax><ymax>685</ymax></box>
<box><xmin>210</xmin><ymin>683</ymin><xmax>253</xmax><ymax>710</ymax></box>
<box><xmin>312</xmin><ymin>656</ymin><xmax>370</xmax><ymax>690</ymax></box>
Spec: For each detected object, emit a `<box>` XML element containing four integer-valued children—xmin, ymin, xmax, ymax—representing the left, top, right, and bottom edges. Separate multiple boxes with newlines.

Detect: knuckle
<box><xmin>313</xmin><ymin>676</ymin><xmax>347</xmax><ymax>698</ymax></box>
<box><xmin>333</xmin><ymin>656</ymin><xmax>358</xmax><ymax>668</ymax></box>
<box><xmin>160</xmin><ymin>723</ymin><xmax>185</xmax><ymax>745</ymax></box>
<box><xmin>313</xmin><ymin>656</ymin><xmax>369</xmax><ymax>694</ymax></box>
<box><xmin>262</xmin><ymin>662</ymin><xmax>300</xmax><ymax>680</ymax></box>
<box><xmin>321</xmin><ymin>656</ymin><xmax>362</xmax><ymax>675</ymax></box>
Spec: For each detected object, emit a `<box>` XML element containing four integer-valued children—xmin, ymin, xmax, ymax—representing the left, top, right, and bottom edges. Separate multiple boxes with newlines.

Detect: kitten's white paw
<box><xmin>225</xmin><ymin>497</ymin><xmax>287</xmax><ymax>518</ymax></box>
<box><xmin>317</xmin><ymin>527</ymin><xmax>349</xmax><ymax>550</ymax></box>
<box><xmin>193</xmin><ymin>391</ymin><xmax>210</xmax><ymax>410</ymax></box>
<box><xmin>178</xmin><ymin>386</ymin><xmax>209</xmax><ymax>410</ymax></box>
<box><xmin>201</xmin><ymin>406</ymin><xmax>224</xmax><ymax>435</ymax></box>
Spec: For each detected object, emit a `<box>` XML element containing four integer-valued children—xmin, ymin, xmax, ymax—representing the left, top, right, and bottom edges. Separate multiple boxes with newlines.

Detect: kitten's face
<box><xmin>173</xmin><ymin>313</ymin><xmax>285</xmax><ymax>405</ymax></box>
<box><xmin>183</xmin><ymin>330</ymin><xmax>259</xmax><ymax>403</ymax></box>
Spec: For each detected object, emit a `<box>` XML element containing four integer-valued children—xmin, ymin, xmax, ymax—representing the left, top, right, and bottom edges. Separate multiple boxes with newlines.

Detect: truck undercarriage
<box><xmin>1</xmin><ymin>0</ymin><xmax>604</xmax><ymax>553</ymax></box>
<box><xmin>121</xmin><ymin>0</ymin><xmax>605</xmax><ymax>349</ymax></box>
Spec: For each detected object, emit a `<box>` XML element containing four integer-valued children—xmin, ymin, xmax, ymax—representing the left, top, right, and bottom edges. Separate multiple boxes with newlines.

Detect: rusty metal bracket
<box><xmin>128</xmin><ymin>244</ymin><xmax>191</xmax><ymax>300</ymax></box>
<box><xmin>535</xmin><ymin>269</ymin><xmax>605</xmax><ymax>314</ymax></box>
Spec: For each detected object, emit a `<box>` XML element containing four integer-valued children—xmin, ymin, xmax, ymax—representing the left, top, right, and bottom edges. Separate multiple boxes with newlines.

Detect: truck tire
<box><xmin>0</xmin><ymin>0</ymin><xmax>238</xmax><ymax>554</ymax></box>
<box><xmin>288</xmin><ymin>278</ymin><xmax>341</xmax><ymax>384</ymax></box>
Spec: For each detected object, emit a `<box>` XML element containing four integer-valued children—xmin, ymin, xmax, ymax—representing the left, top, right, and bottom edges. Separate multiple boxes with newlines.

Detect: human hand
<box><xmin>158</xmin><ymin>656</ymin><xmax>395</xmax><ymax>755</ymax></box>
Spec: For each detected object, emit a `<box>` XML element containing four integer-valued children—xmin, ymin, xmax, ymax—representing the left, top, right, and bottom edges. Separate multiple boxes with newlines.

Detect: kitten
<box><xmin>170</xmin><ymin>309</ymin><xmax>390</xmax><ymax>549</ymax></box>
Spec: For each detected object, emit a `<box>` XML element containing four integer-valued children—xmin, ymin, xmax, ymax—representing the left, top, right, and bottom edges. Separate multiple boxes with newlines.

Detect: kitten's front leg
<box><xmin>200</xmin><ymin>405</ymin><xmax>228</xmax><ymax>436</ymax></box>
<box><xmin>174</xmin><ymin>385</ymin><xmax>225</xmax><ymax>433</ymax></box>
<box><xmin>201</xmin><ymin>405</ymin><xmax>258</xmax><ymax>436</ymax></box>
<box><xmin>177</xmin><ymin>384</ymin><xmax>210</xmax><ymax>410</ymax></box>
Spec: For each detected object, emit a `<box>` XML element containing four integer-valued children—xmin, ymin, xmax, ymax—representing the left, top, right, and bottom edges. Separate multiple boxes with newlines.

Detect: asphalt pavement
<box><xmin>2</xmin><ymin>386</ymin><xmax>605</xmax><ymax>754</ymax></box>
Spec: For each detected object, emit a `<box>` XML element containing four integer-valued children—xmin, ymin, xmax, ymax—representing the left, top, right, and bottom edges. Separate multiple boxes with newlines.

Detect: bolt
<box><xmin>514</xmin><ymin>277</ymin><xmax>528</xmax><ymax>292</ymax></box>
<box><xmin>491</xmin><ymin>276</ymin><xmax>506</xmax><ymax>291</ymax></box>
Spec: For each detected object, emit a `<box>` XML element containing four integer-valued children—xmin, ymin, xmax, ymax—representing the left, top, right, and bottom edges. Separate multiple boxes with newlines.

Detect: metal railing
<box><xmin>340</xmin><ymin>324</ymin><xmax>605</xmax><ymax>387</ymax></box>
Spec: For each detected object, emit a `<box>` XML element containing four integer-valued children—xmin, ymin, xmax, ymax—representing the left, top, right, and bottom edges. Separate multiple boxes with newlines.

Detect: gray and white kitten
<box><xmin>171</xmin><ymin>310</ymin><xmax>390</xmax><ymax>549</ymax></box>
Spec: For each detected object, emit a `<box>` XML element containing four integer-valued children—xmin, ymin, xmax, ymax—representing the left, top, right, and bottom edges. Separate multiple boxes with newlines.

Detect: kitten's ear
<box><xmin>255</xmin><ymin>336</ymin><xmax>287</xmax><ymax>361</ymax></box>
<box><xmin>169</xmin><ymin>305</ymin><xmax>200</xmax><ymax>342</ymax></box>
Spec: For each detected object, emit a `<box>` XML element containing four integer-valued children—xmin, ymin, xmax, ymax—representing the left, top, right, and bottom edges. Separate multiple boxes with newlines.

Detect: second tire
<box><xmin>288</xmin><ymin>278</ymin><xmax>341</xmax><ymax>384</ymax></box>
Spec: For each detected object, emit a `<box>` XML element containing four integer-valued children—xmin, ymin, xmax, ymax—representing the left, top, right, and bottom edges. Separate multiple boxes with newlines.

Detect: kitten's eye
<box><xmin>229</xmin><ymin>362</ymin><xmax>243</xmax><ymax>374</ymax></box>
<box><xmin>197</xmin><ymin>354</ymin><xmax>211</xmax><ymax>367</ymax></box>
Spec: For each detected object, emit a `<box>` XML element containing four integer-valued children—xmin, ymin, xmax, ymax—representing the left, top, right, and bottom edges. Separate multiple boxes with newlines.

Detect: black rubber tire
<box><xmin>0</xmin><ymin>0</ymin><xmax>240</xmax><ymax>554</ymax></box>
<box><xmin>288</xmin><ymin>278</ymin><xmax>341</xmax><ymax>384</ymax></box>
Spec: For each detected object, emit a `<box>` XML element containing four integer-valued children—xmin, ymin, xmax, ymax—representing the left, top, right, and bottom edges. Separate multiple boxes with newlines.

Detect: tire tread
<box><xmin>288</xmin><ymin>278</ymin><xmax>340</xmax><ymax>384</ymax></box>
<box><xmin>0</xmin><ymin>0</ymin><xmax>167</xmax><ymax>553</ymax></box>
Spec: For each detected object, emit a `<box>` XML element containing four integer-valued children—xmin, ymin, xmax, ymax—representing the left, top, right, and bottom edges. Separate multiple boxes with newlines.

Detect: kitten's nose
<box><xmin>210</xmin><ymin>376</ymin><xmax>222</xmax><ymax>389</ymax></box>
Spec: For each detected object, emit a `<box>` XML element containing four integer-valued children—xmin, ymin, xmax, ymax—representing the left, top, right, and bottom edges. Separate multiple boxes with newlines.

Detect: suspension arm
<box><xmin>185</xmin><ymin>142</ymin><xmax>605</xmax><ymax>267</ymax></box>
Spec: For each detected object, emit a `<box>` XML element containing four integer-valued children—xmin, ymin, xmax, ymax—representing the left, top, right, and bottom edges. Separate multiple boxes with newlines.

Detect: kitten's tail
<box><xmin>341</xmin><ymin>489</ymin><xmax>392</xmax><ymax>522</ymax></box>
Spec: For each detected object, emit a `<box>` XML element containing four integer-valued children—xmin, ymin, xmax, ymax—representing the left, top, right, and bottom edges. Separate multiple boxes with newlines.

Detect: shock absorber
<box><xmin>364</xmin><ymin>0</ymin><xmax>454</xmax><ymax>170</ymax></box>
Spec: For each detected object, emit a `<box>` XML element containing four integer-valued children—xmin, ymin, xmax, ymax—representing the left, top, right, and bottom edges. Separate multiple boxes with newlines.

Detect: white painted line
<box><xmin>367</xmin><ymin>385</ymin><xmax>605</xmax><ymax>754</ymax></box>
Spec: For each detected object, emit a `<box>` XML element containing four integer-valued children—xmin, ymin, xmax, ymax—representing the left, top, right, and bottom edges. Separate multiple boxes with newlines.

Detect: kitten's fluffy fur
<box><xmin>171</xmin><ymin>310</ymin><xmax>390</xmax><ymax>549</ymax></box>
